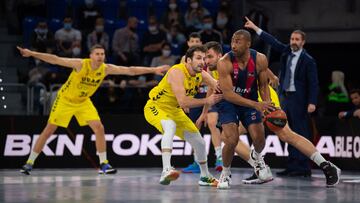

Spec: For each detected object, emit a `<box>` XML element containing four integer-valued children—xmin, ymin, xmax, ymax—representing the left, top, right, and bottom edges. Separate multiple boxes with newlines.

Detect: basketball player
<box><xmin>144</xmin><ymin>45</ymin><xmax>222</xmax><ymax>186</ymax></box>
<box><xmin>17</xmin><ymin>45</ymin><xmax>168</xmax><ymax>175</ymax></box>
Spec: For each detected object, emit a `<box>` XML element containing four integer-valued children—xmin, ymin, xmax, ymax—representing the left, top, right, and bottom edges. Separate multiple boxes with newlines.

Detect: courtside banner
<box><xmin>0</xmin><ymin>115</ymin><xmax>359</xmax><ymax>170</ymax></box>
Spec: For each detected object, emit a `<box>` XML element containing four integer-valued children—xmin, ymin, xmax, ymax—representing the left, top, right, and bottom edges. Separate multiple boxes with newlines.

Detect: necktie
<box><xmin>282</xmin><ymin>53</ymin><xmax>295</xmax><ymax>91</ymax></box>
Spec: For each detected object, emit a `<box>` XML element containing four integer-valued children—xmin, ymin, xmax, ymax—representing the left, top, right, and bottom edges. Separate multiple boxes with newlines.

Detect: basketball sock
<box><xmin>310</xmin><ymin>151</ymin><xmax>326</xmax><ymax>167</ymax></box>
<box><xmin>247</xmin><ymin>154</ymin><xmax>255</xmax><ymax>167</ymax></box>
<box><xmin>215</xmin><ymin>146</ymin><xmax>222</xmax><ymax>159</ymax></box>
<box><xmin>198</xmin><ymin>161</ymin><xmax>210</xmax><ymax>177</ymax></box>
<box><xmin>98</xmin><ymin>152</ymin><xmax>107</xmax><ymax>164</ymax></box>
<box><xmin>162</xmin><ymin>151</ymin><xmax>172</xmax><ymax>170</ymax></box>
<box><xmin>27</xmin><ymin>151</ymin><xmax>39</xmax><ymax>164</ymax></box>
<box><xmin>222</xmin><ymin>166</ymin><xmax>231</xmax><ymax>175</ymax></box>
<box><xmin>251</xmin><ymin>149</ymin><xmax>261</xmax><ymax>160</ymax></box>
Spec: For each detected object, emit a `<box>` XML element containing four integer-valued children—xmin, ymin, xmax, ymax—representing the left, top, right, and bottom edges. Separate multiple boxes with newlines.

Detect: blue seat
<box><xmin>136</xmin><ymin>19</ymin><xmax>148</xmax><ymax>45</ymax></box>
<box><xmin>48</xmin><ymin>18</ymin><xmax>63</xmax><ymax>33</ymax></box>
<box><xmin>202</xmin><ymin>0</ymin><xmax>219</xmax><ymax>17</ymax></box>
<box><xmin>99</xmin><ymin>0</ymin><xmax>120</xmax><ymax>20</ymax></box>
<box><xmin>127</xmin><ymin>0</ymin><xmax>149</xmax><ymax>21</ymax></box>
<box><xmin>222</xmin><ymin>44</ymin><xmax>231</xmax><ymax>53</ymax></box>
<box><xmin>104</xmin><ymin>19</ymin><xmax>115</xmax><ymax>41</ymax></box>
<box><xmin>177</xmin><ymin>0</ymin><xmax>188</xmax><ymax>14</ymax></box>
<box><xmin>171</xmin><ymin>43</ymin><xmax>183</xmax><ymax>56</ymax></box>
<box><xmin>150</xmin><ymin>0</ymin><xmax>168</xmax><ymax>20</ymax></box>
<box><xmin>23</xmin><ymin>17</ymin><xmax>40</xmax><ymax>48</ymax></box>
<box><xmin>46</xmin><ymin>0</ymin><xmax>67</xmax><ymax>19</ymax></box>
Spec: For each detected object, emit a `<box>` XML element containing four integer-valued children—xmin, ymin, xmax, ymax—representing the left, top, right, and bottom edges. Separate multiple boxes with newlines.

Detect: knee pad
<box><xmin>184</xmin><ymin>131</ymin><xmax>207</xmax><ymax>162</ymax></box>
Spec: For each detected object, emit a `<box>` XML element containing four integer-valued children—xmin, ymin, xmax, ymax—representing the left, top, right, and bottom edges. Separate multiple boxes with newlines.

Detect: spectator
<box><xmin>142</xmin><ymin>15</ymin><xmax>167</xmax><ymax>66</ymax></box>
<box><xmin>184</xmin><ymin>0</ymin><xmax>210</xmax><ymax>33</ymax></box>
<box><xmin>78</xmin><ymin>0</ymin><xmax>101</xmax><ymax>35</ymax></box>
<box><xmin>160</xmin><ymin>0</ymin><xmax>184</xmax><ymax>32</ymax></box>
<box><xmin>214</xmin><ymin>6</ymin><xmax>232</xmax><ymax>44</ymax></box>
<box><xmin>338</xmin><ymin>89</ymin><xmax>360</xmax><ymax>119</ymax></box>
<box><xmin>328</xmin><ymin>71</ymin><xmax>349</xmax><ymax>103</ymax></box>
<box><xmin>198</xmin><ymin>15</ymin><xmax>223</xmax><ymax>44</ymax></box>
<box><xmin>87</xmin><ymin>17</ymin><xmax>109</xmax><ymax>53</ymax></box>
<box><xmin>30</xmin><ymin>21</ymin><xmax>55</xmax><ymax>53</ymax></box>
<box><xmin>166</xmin><ymin>24</ymin><xmax>186</xmax><ymax>55</ymax></box>
<box><xmin>151</xmin><ymin>43</ymin><xmax>179</xmax><ymax>82</ymax></box>
<box><xmin>112</xmin><ymin>16</ymin><xmax>140</xmax><ymax>66</ymax></box>
<box><xmin>54</xmin><ymin>17</ymin><xmax>82</xmax><ymax>57</ymax></box>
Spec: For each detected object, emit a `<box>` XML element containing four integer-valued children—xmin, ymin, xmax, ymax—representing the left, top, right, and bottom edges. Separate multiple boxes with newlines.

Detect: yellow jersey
<box><xmin>210</xmin><ymin>70</ymin><xmax>219</xmax><ymax>80</ymax></box>
<box><xmin>148</xmin><ymin>63</ymin><xmax>202</xmax><ymax>110</ymax></box>
<box><xmin>258</xmin><ymin>85</ymin><xmax>280</xmax><ymax>107</ymax></box>
<box><xmin>58</xmin><ymin>59</ymin><xmax>106</xmax><ymax>103</ymax></box>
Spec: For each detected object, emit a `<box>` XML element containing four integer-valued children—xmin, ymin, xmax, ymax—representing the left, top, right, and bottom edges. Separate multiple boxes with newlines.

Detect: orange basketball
<box><xmin>264</xmin><ymin>109</ymin><xmax>287</xmax><ymax>132</ymax></box>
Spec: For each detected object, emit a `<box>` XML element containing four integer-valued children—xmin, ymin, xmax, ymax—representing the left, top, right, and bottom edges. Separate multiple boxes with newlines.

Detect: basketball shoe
<box><xmin>181</xmin><ymin>162</ymin><xmax>200</xmax><ymax>173</ymax></box>
<box><xmin>198</xmin><ymin>175</ymin><xmax>218</xmax><ymax>186</ymax></box>
<box><xmin>251</xmin><ymin>150</ymin><xmax>273</xmax><ymax>181</ymax></box>
<box><xmin>160</xmin><ymin>167</ymin><xmax>180</xmax><ymax>185</ymax></box>
<box><xmin>320</xmin><ymin>161</ymin><xmax>341</xmax><ymax>187</ymax></box>
<box><xmin>242</xmin><ymin>172</ymin><xmax>274</xmax><ymax>184</ymax></box>
<box><xmin>215</xmin><ymin>158</ymin><xmax>223</xmax><ymax>172</ymax></box>
<box><xmin>217</xmin><ymin>172</ymin><xmax>231</xmax><ymax>189</ymax></box>
<box><xmin>98</xmin><ymin>161</ymin><xmax>117</xmax><ymax>174</ymax></box>
<box><xmin>20</xmin><ymin>163</ymin><xmax>33</xmax><ymax>175</ymax></box>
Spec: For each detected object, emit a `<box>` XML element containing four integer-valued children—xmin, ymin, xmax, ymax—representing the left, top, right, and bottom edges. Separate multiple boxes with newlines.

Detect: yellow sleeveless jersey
<box><xmin>210</xmin><ymin>70</ymin><xmax>219</xmax><ymax>80</ymax></box>
<box><xmin>258</xmin><ymin>85</ymin><xmax>280</xmax><ymax>107</ymax></box>
<box><xmin>58</xmin><ymin>59</ymin><xmax>106</xmax><ymax>103</ymax></box>
<box><xmin>148</xmin><ymin>63</ymin><xmax>202</xmax><ymax>110</ymax></box>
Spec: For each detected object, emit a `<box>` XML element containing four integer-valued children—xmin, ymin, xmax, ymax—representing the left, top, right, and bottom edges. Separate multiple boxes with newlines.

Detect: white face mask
<box><xmin>72</xmin><ymin>47</ymin><xmax>81</xmax><ymax>56</ymax></box>
<box><xmin>169</xmin><ymin>3</ymin><xmax>177</xmax><ymax>10</ymax></box>
<box><xmin>216</xmin><ymin>17</ymin><xmax>228</xmax><ymax>28</ymax></box>
<box><xmin>190</xmin><ymin>2</ymin><xmax>199</xmax><ymax>9</ymax></box>
<box><xmin>95</xmin><ymin>25</ymin><xmax>104</xmax><ymax>32</ymax></box>
<box><xmin>148</xmin><ymin>25</ymin><xmax>158</xmax><ymax>33</ymax></box>
<box><xmin>162</xmin><ymin>49</ymin><xmax>171</xmax><ymax>57</ymax></box>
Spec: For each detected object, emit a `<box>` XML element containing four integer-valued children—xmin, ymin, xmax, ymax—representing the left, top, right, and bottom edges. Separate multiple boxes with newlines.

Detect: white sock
<box><xmin>27</xmin><ymin>151</ymin><xmax>39</xmax><ymax>164</ymax></box>
<box><xmin>310</xmin><ymin>151</ymin><xmax>326</xmax><ymax>166</ymax></box>
<box><xmin>222</xmin><ymin>166</ymin><xmax>231</xmax><ymax>175</ymax></box>
<box><xmin>98</xmin><ymin>152</ymin><xmax>107</xmax><ymax>164</ymax></box>
<box><xmin>215</xmin><ymin>146</ymin><xmax>222</xmax><ymax>159</ymax></box>
<box><xmin>162</xmin><ymin>152</ymin><xmax>172</xmax><ymax>170</ymax></box>
<box><xmin>198</xmin><ymin>162</ymin><xmax>209</xmax><ymax>177</ymax></box>
<box><xmin>251</xmin><ymin>149</ymin><xmax>261</xmax><ymax>160</ymax></box>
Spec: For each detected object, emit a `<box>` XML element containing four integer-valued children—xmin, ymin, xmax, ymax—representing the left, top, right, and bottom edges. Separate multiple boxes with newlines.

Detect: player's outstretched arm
<box><xmin>105</xmin><ymin>64</ymin><xmax>169</xmax><ymax>76</ymax></box>
<box><xmin>17</xmin><ymin>46</ymin><xmax>82</xmax><ymax>71</ymax></box>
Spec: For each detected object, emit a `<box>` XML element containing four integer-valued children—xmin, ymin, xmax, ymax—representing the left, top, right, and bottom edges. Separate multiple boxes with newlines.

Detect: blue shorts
<box><xmin>218</xmin><ymin>100</ymin><xmax>262</xmax><ymax>128</ymax></box>
<box><xmin>208</xmin><ymin>103</ymin><xmax>219</xmax><ymax>113</ymax></box>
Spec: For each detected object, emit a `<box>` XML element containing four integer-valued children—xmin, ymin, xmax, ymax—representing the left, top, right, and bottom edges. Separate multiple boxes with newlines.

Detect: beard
<box><xmin>291</xmin><ymin>44</ymin><xmax>300</xmax><ymax>51</ymax></box>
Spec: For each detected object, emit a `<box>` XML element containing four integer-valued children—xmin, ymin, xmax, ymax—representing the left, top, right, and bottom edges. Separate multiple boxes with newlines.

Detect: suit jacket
<box><xmin>259</xmin><ymin>31</ymin><xmax>319</xmax><ymax>106</ymax></box>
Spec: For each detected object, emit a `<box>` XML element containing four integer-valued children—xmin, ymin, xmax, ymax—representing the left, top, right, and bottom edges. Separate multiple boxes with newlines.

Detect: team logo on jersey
<box><xmin>96</xmin><ymin>72</ymin><xmax>101</xmax><ymax>76</ymax></box>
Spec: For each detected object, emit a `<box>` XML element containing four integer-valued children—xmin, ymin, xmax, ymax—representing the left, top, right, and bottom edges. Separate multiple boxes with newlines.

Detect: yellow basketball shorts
<box><xmin>48</xmin><ymin>95</ymin><xmax>100</xmax><ymax>128</ymax></box>
<box><xmin>144</xmin><ymin>100</ymin><xmax>199</xmax><ymax>140</ymax></box>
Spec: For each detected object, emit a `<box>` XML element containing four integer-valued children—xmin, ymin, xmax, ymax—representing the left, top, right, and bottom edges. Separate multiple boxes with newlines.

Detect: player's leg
<box><xmin>206</xmin><ymin>111</ymin><xmax>223</xmax><ymax>171</ymax></box>
<box><xmin>276</xmin><ymin>124</ymin><xmax>341</xmax><ymax>186</ymax></box>
<box><xmin>20</xmin><ymin>123</ymin><xmax>58</xmax><ymax>175</ymax></box>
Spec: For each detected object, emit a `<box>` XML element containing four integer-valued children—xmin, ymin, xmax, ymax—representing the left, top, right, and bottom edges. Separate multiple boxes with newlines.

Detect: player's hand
<box><xmin>195</xmin><ymin>112</ymin><xmax>207</xmax><ymax>129</ymax></box>
<box><xmin>244</xmin><ymin>16</ymin><xmax>259</xmax><ymax>31</ymax></box>
<box><xmin>269</xmin><ymin>75</ymin><xmax>280</xmax><ymax>88</ymax></box>
<box><xmin>353</xmin><ymin>109</ymin><xmax>360</xmax><ymax>118</ymax></box>
<box><xmin>17</xmin><ymin>46</ymin><xmax>32</xmax><ymax>57</ymax></box>
<box><xmin>307</xmin><ymin>104</ymin><xmax>316</xmax><ymax>113</ymax></box>
<box><xmin>206</xmin><ymin>94</ymin><xmax>223</xmax><ymax>106</ymax></box>
<box><xmin>214</xmin><ymin>81</ymin><xmax>222</xmax><ymax>94</ymax></box>
<box><xmin>255</xmin><ymin>101</ymin><xmax>275</xmax><ymax>116</ymax></box>
<box><xmin>338</xmin><ymin>111</ymin><xmax>346</xmax><ymax>119</ymax></box>
<box><xmin>154</xmin><ymin>65</ymin><xmax>170</xmax><ymax>76</ymax></box>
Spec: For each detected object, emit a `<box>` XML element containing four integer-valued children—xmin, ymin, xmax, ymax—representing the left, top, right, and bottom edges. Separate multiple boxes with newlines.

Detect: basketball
<box><xmin>264</xmin><ymin>108</ymin><xmax>287</xmax><ymax>132</ymax></box>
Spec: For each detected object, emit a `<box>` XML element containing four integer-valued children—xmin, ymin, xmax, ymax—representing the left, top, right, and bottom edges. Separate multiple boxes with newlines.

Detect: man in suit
<box><xmin>245</xmin><ymin>17</ymin><xmax>319</xmax><ymax>177</ymax></box>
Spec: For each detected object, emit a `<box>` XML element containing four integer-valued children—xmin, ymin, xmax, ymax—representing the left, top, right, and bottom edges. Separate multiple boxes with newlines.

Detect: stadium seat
<box><xmin>127</xmin><ymin>0</ymin><xmax>150</xmax><ymax>21</ymax></box>
<box><xmin>202</xmin><ymin>0</ymin><xmax>220</xmax><ymax>17</ymax></box>
<box><xmin>48</xmin><ymin>18</ymin><xmax>63</xmax><ymax>33</ymax></box>
<box><xmin>98</xmin><ymin>0</ymin><xmax>120</xmax><ymax>20</ymax></box>
<box><xmin>46</xmin><ymin>0</ymin><xmax>68</xmax><ymax>19</ymax></box>
<box><xmin>23</xmin><ymin>17</ymin><xmax>40</xmax><ymax>48</ymax></box>
<box><xmin>177</xmin><ymin>0</ymin><xmax>188</xmax><ymax>14</ymax></box>
<box><xmin>150</xmin><ymin>0</ymin><xmax>168</xmax><ymax>20</ymax></box>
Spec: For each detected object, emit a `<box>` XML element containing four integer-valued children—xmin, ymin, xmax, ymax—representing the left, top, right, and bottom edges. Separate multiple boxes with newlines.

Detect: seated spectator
<box><xmin>214</xmin><ymin>5</ymin><xmax>232</xmax><ymax>44</ymax></box>
<box><xmin>160</xmin><ymin>0</ymin><xmax>184</xmax><ymax>32</ymax></box>
<box><xmin>112</xmin><ymin>16</ymin><xmax>140</xmax><ymax>66</ymax></box>
<box><xmin>142</xmin><ymin>15</ymin><xmax>167</xmax><ymax>66</ymax></box>
<box><xmin>166</xmin><ymin>24</ymin><xmax>186</xmax><ymax>54</ymax></box>
<box><xmin>180</xmin><ymin>32</ymin><xmax>202</xmax><ymax>61</ymax></box>
<box><xmin>54</xmin><ymin>17</ymin><xmax>82</xmax><ymax>57</ymax></box>
<box><xmin>30</xmin><ymin>21</ymin><xmax>55</xmax><ymax>53</ymax></box>
<box><xmin>184</xmin><ymin>0</ymin><xmax>210</xmax><ymax>33</ymax></box>
<box><xmin>326</xmin><ymin>70</ymin><xmax>350</xmax><ymax>116</ymax></box>
<box><xmin>151</xmin><ymin>43</ymin><xmax>179</xmax><ymax>82</ymax></box>
<box><xmin>78</xmin><ymin>0</ymin><xmax>102</xmax><ymax>35</ymax></box>
<box><xmin>338</xmin><ymin>89</ymin><xmax>360</xmax><ymax>119</ymax></box>
<box><xmin>198</xmin><ymin>15</ymin><xmax>223</xmax><ymax>44</ymax></box>
<box><xmin>87</xmin><ymin>17</ymin><xmax>109</xmax><ymax>53</ymax></box>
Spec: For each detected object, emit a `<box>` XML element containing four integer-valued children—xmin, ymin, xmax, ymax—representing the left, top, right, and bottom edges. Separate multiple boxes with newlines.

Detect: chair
<box><xmin>46</xmin><ymin>0</ymin><xmax>68</xmax><ymax>19</ymax></box>
<box><xmin>23</xmin><ymin>17</ymin><xmax>39</xmax><ymax>48</ymax></box>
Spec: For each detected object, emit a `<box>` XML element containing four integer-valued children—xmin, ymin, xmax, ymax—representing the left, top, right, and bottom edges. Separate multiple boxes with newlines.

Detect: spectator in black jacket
<box><xmin>338</xmin><ymin>89</ymin><xmax>360</xmax><ymax>119</ymax></box>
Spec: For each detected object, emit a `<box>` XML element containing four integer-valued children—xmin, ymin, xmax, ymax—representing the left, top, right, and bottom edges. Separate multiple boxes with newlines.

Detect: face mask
<box><xmin>95</xmin><ymin>25</ymin><xmax>104</xmax><ymax>32</ymax></box>
<box><xmin>64</xmin><ymin>23</ymin><xmax>72</xmax><ymax>30</ymax></box>
<box><xmin>190</xmin><ymin>2</ymin><xmax>199</xmax><ymax>9</ymax></box>
<box><xmin>36</xmin><ymin>28</ymin><xmax>48</xmax><ymax>35</ymax></box>
<box><xmin>216</xmin><ymin>17</ymin><xmax>228</xmax><ymax>27</ymax></box>
<box><xmin>169</xmin><ymin>3</ymin><xmax>177</xmax><ymax>10</ymax></box>
<box><xmin>129</xmin><ymin>27</ymin><xmax>137</xmax><ymax>32</ymax></box>
<box><xmin>203</xmin><ymin>23</ymin><xmax>212</xmax><ymax>30</ymax></box>
<box><xmin>148</xmin><ymin>25</ymin><xmax>158</xmax><ymax>33</ymax></box>
<box><xmin>162</xmin><ymin>49</ymin><xmax>171</xmax><ymax>57</ymax></box>
<box><xmin>72</xmin><ymin>47</ymin><xmax>81</xmax><ymax>56</ymax></box>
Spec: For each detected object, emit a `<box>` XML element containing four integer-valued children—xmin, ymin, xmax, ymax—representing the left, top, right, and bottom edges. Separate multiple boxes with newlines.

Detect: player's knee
<box><xmin>221</xmin><ymin>134</ymin><xmax>238</xmax><ymax>148</ymax></box>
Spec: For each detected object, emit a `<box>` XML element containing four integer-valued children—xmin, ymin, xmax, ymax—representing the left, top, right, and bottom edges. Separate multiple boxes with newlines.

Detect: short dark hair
<box><xmin>185</xmin><ymin>45</ymin><xmax>207</xmax><ymax>62</ymax></box>
<box><xmin>188</xmin><ymin>32</ymin><xmax>201</xmax><ymax>41</ymax></box>
<box><xmin>233</xmin><ymin>29</ymin><xmax>251</xmax><ymax>42</ymax></box>
<box><xmin>350</xmin><ymin>89</ymin><xmax>360</xmax><ymax>96</ymax></box>
<box><xmin>205</xmin><ymin>41</ymin><xmax>222</xmax><ymax>54</ymax></box>
<box><xmin>292</xmin><ymin>30</ymin><xmax>306</xmax><ymax>41</ymax></box>
<box><xmin>90</xmin><ymin>44</ymin><xmax>105</xmax><ymax>53</ymax></box>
